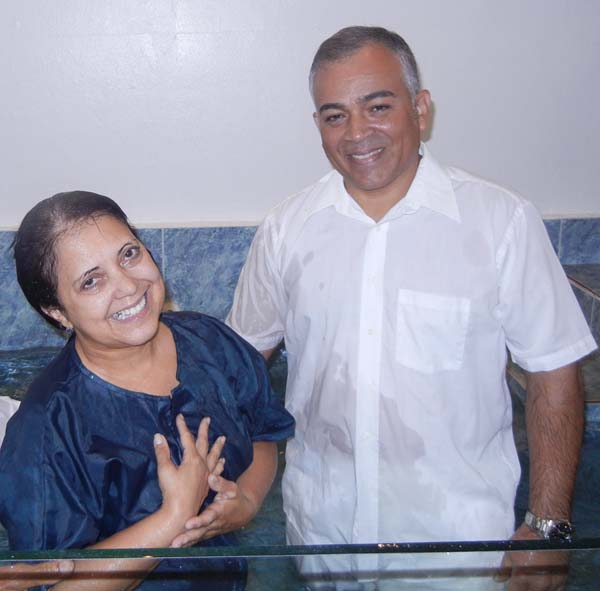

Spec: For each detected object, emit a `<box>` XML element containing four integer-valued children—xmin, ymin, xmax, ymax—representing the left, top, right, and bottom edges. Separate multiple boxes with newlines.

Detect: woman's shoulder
<box><xmin>163</xmin><ymin>311</ymin><xmax>245</xmax><ymax>344</ymax></box>
<box><xmin>4</xmin><ymin>343</ymin><xmax>83</xmax><ymax>447</ymax></box>
<box><xmin>0</xmin><ymin>347</ymin><xmax>77</xmax><ymax>469</ymax></box>
<box><xmin>163</xmin><ymin>311</ymin><xmax>261</xmax><ymax>365</ymax></box>
<box><xmin>24</xmin><ymin>341</ymin><xmax>81</xmax><ymax>406</ymax></box>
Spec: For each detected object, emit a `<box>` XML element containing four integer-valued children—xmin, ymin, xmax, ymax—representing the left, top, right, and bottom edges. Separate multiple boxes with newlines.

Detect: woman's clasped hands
<box><xmin>0</xmin><ymin>414</ymin><xmax>226</xmax><ymax>591</ymax></box>
<box><xmin>153</xmin><ymin>414</ymin><xmax>226</xmax><ymax>541</ymax></box>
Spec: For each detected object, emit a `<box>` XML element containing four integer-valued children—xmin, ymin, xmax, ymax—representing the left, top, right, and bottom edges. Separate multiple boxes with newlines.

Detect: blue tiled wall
<box><xmin>163</xmin><ymin>227</ymin><xmax>256</xmax><ymax>320</ymax></box>
<box><xmin>543</xmin><ymin>218</ymin><xmax>600</xmax><ymax>264</ymax></box>
<box><xmin>0</xmin><ymin>225</ymin><xmax>255</xmax><ymax>350</ymax></box>
<box><xmin>1</xmin><ymin>218</ymin><xmax>599</xmax><ymax>351</ymax></box>
<box><xmin>561</xmin><ymin>220</ymin><xmax>600</xmax><ymax>264</ymax></box>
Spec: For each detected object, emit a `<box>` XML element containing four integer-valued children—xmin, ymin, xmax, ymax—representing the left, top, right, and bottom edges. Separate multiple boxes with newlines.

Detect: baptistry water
<box><xmin>1</xmin><ymin>348</ymin><xmax>599</xmax><ymax>590</ymax></box>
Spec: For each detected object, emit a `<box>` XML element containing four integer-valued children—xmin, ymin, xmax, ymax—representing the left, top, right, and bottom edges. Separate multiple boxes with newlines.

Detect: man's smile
<box><xmin>349</xmin><ymin>147</ymin><xmax>384</xmax><ymax>161</ymax></box>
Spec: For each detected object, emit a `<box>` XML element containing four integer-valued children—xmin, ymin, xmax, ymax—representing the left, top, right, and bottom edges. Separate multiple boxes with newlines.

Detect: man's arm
<box><xmin>498</xmin><ymin>362</ymin><xmax>583</xmax><ymax>590</ymax></box>
<box><xmin>525</xmin><ymin>362</ymin><xmax>583</xmax><ymax>520</ymax></box>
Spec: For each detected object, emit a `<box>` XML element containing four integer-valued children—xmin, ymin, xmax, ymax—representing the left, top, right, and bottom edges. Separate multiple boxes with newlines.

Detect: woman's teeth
<box><xmin>112</xmin><ymin>295</ymin><xmax>147</xmax><ymax>321</ymax></box>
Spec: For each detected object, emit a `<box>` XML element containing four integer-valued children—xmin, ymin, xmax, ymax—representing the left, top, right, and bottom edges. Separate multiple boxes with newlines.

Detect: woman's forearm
<box><xmin>237</xmin><ymin>441</ymin><xmax>278</xmax><ymax>514</ymax></box>
<box><xmin>49</xmin><ymin>505</ymin><xmax>187</xmax><ymax>591</ymax></box>
<box><xmin>51</xmin><ymin>417</ymin><xmax>215</xmax><ymax>591</ymax></box>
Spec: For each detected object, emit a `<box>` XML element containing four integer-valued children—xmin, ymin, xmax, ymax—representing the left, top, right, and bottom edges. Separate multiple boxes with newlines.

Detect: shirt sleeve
<box><xmin>0</xmin><ymin>395</ymin><xmax>102</xmax><ymax>551</ymax></box>
<box><xmin>495</xmin><ymin>200</ymin><xmax>597</xmax><ymax>371</ymax></box>
<box><xmin>227</xmin><ymin>215</ymin><xmax>287</xmax><ymax>352</ymax></box>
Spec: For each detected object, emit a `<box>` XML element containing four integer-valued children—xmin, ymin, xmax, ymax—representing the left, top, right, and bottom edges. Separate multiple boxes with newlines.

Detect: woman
<box><xmin>0</xmin><ymin>191</ymin><xmax>295</xmax><ymax>590</ymax></box>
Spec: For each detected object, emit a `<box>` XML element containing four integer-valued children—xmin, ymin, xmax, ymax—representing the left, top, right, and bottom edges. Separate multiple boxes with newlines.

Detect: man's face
<box><xmin>312</xmin><ymin>43</ymin><xmax>431</xmax><ymax>209</ymax></box>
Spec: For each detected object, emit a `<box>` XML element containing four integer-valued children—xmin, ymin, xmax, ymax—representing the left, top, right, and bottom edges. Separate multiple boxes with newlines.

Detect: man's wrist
<box><xmin>524</xmin><ymin>510</ymin><xmax>575</xmax><ymax>541</ymax></box>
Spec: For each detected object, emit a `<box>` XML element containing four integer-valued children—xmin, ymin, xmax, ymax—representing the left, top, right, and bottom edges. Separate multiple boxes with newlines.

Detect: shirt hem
<box><xmin>513</xmin><ymin>334</ymin><xmax>598</xmax><ymax>372</ymax></box>
<box><xmin>237</xmin><ymin>334</ymin><xmax>283</xmax><ymax>353</ymax></box>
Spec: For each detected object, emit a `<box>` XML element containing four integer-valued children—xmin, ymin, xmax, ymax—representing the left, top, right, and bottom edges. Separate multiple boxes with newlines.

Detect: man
<box><xmin>227</xmin><ymin>27</ymin><xmax>596</xmax><ymax>589</ymax></box>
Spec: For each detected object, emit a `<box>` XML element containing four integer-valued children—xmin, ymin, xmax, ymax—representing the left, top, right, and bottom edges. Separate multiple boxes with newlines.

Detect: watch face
<box><xmin>548</xmin><ymin>522</ymin><xmax>575</xmax><ymax>541</ymax></box>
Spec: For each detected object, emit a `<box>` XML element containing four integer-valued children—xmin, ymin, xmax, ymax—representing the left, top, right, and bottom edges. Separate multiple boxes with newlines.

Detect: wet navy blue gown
<box><xmin>0</xmin><ymin>312</ymin><xmax>295</xmax><ymax>590</ymax></box>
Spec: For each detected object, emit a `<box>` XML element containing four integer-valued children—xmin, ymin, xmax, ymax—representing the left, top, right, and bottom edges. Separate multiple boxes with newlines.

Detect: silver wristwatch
<box><xmin>525</xmin><ymin>510</ymin><xmax>575</xmax><ymax>541</ymax></box>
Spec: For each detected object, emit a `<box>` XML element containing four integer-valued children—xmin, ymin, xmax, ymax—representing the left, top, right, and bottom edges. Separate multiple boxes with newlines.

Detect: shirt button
<box><xmin>367</xmin><ymin>328</ymin><xmax>374</xmax><ymax>336</ymax></box>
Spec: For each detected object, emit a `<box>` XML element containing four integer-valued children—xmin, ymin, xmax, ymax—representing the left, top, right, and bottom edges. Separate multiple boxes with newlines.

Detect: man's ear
<box><xmin>313</xmin><ymin>111</ymin><xmax>320</xmax><ymax>130</ymax></box>
<box><xmin>414</xmin><ymin>89</ymin><xmax>432</xmax><ymax>133</ymax></box>
<box><xmin>42</xmin><ymin>306</ymin><xmax>72</xmax><ymax>331</ymax></box>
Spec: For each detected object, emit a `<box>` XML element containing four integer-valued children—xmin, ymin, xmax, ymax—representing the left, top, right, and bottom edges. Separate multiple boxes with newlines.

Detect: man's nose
<box><xmin>345</xmin><ymin>112</ymin><xmax>370</xmax><ymax>142</ymax></box>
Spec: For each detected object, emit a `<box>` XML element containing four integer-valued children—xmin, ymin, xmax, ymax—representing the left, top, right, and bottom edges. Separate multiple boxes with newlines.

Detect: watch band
<box><xmin>525</xmin><ymin>510</ymin><xmax>575</xmax><ymax>541</ymax></box>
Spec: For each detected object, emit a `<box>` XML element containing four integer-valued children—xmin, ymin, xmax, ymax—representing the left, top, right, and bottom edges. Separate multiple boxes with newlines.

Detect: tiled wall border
<box><xmin>0</xmin><ymin>218</ymin><xmax>599</xmax><ymax>351</ymax></box>
<box><xmin>0</xmin><ymin>226</ymin><xmax>256</xmax><ymax>350</ymax></box>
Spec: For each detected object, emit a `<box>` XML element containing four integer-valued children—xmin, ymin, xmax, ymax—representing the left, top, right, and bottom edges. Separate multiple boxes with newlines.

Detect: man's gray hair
<box><xmin>309</xmin><ymin>26</ymin><xmax>421</xmax><ymax>101</ymax></box>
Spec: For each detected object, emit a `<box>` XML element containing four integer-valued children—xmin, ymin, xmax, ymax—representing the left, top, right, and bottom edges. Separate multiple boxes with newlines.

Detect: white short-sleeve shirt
<box><xmin>227</xmin><ymin>146</ymin><xmax>596</xmax><ymax>579</ymax></box>
<box><xmin>0</xmin><ymin>398</ymin><xmax>20</xmax><ymax>446</ymax></box>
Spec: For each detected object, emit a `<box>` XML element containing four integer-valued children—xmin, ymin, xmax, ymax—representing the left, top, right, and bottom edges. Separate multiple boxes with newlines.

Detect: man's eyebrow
<box><xmin>360</xmin><ymin>90</ymin><xmax>397</xmax><ymax>103</ymax></box>
<box><xmin>318</xmin><ymin>102</ymin><xmax>345</xmax><ymax>114</ymax></box>
<box><xmin>318</xmin><ymin>90</ymin><xmax>397</xmax><ymax>114</ymax></box>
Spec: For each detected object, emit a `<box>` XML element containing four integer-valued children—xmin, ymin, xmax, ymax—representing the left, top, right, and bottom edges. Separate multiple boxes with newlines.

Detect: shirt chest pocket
<box><xmin>395</xmin><ymin>289</ymin><xmax>471</xmax><ymax>373</ymax></box>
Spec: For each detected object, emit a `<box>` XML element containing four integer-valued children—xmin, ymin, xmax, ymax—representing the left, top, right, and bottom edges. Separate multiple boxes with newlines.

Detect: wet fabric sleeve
<box><xmin>0</xmin><ymin>393</ymin><xmax>102</xmax><ymax>551</ymax></box>
<box><xmin>495</xmin><ymin>201</ymin><xmax>597</xmax><ymax>371</ymax></box>
<box><xmin>227</xmin><ymin>217</ymin><xmax>287</xmax><ymax>352</ymax></box>
<box><xmin>207</xmin><ymin>315</ymin><xmax>295</xmax><ymax>443</ymax></box>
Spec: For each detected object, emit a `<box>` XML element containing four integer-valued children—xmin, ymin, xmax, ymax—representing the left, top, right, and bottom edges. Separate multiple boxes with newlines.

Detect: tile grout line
<box><xmin>161</xmin><ymin>228</ymin><xmax>166</xmax><ymax>277</ymax></box>
<box><xmin>558</xmin><ymin>219</ymin><xmax>564</xmax><ymax>262</ymax></box>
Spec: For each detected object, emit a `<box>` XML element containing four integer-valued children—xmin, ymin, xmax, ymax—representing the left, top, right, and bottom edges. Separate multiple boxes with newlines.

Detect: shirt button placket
<box><xmin>353</xmin><ymin>222</ymin><xmax>388</xmax><ymax>574</ymax></box>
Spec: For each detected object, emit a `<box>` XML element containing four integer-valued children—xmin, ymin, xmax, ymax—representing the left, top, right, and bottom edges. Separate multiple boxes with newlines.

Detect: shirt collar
<box><xmin>311</xmin><ymin>143</ymin><xmax>461</xmax><ymax>224</ymax></box>
<box><xmin>399</xmin><ymin>143</ymin><xmax>461</xmax><ymax>223</ymax></box>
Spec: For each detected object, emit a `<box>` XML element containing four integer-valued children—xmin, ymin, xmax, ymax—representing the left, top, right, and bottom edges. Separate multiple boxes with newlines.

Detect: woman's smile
<box><xmin>111</xmin><ymin>292</ymin><xmax>149</xmax><ymax>321</ymax></box>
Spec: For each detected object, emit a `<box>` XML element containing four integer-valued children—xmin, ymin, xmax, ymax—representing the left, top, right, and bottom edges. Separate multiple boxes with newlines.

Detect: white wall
<box><xmin>1</xmin><ymin>0</ymin><xmax>599</xmax><ymax>228</ymax></box>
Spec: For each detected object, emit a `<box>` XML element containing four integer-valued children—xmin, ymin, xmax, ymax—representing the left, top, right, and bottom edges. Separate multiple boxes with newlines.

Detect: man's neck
<box><xmin>350</xmin><ymin>190</ymin><xmax>403</xmax><ymax>222</ymax></box>
<box><xmin>345</xmin><ymin>156</ymin><xmax>421</xmax><ymax>222</ymax></box>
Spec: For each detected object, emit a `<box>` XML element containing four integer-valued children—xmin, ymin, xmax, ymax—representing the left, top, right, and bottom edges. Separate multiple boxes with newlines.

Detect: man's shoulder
<box><xmin>442</xmin><ymin>162</ymin><xmax>531</xmax><ymax>223</ymax></box>
<box><xmin>446</xmin><ymin>164</ymin><xmax>522</xmax><ymax>202</ymax></box>
<box><xmin>264</xmin><ymin>170</ymin><xmax>338</xmax><ymax>226</ymax></box>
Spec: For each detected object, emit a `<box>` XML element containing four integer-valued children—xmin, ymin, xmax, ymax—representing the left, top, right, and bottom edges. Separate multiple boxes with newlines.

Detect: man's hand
<box><xmin>170</xmin><ymin>474</ymin><xmax>259</xmax><ymax>548</ymax></box>
<box><xmin>496</xmin><ymin>523</ymin><xmax>569</xmax><ymax>591</ymax></box>
<box><xmin>0</xmin><ymin>561</ymin><xmax>74</xmax><ymax>591</ymax></box>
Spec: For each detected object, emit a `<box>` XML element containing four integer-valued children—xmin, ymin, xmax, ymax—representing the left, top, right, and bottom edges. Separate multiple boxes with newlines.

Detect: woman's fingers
<box><xmin>153</xmin><ymin>433</ymin><xmax>172</xmax><ymax>472</ymax></box>
<box><xmin>207</xmin><ymin>435</ymin><xmax>226</xmax><ymax>471</ymax></box>
<box><xmin>175</xmin><ymin>413</ymin><xmax>196</xmax><ymax>460</ymax></box>
<box><xmin>195</xmin><ymin>416</ymin><xmax>210</xmax><ymax>457</ymax></box>
<box><xmin>211</xmin><ymin>457</ymin><xmax>226</xmax><ymax>477</ymax></box>
<box><xmin>156</xmin><ymin>415</ymin><xmax>225</xmax><ymax>481</ymax></box>
<box><xmin>208</xmin><ymin>474</ymin><xmax>237</xmax><ymax>499</ymax></box>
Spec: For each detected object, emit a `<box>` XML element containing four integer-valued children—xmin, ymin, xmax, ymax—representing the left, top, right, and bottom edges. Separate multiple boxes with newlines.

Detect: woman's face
<box><xmin>46</xmin><ymin>215</ymin><xmax>165</xmax><ymax>353</ymax></box>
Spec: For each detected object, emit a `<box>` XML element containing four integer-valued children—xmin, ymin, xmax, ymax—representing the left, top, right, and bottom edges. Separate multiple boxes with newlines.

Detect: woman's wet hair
<box><xmin>13</xmin><ymin>191</ymin><xmax>140</xmax><ymax>330</ymax></box>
